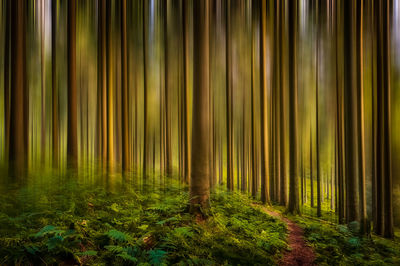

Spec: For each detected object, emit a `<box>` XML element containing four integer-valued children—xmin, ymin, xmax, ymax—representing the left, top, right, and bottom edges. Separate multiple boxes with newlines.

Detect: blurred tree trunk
<box><xmin>343</xmin><ymin>0</ymin><xmax>359</xmax><ymax>224</ymax></box>
<box><xmin>190</xmin><ymin>0</ymin><xmax>210</xmax><ymax>215</ymax></box>
<box><xmin>97</xmin><ymin>0</ymin><xmax>107</xmax><ymax>166</ymax></box>
<box><xmin>260</xmin><ymin>0</ymin><xmax>269</xmax><ymax>204</ymax></box>
<box><xmin>279</xmin><ymin>0</ymin><xmax>287</xmax><ymax>206</ymax></box>
<box><xmin>273</xmin><ymin>0</ymin><xmax>281</xmax><ymax>203</ymax></box>
<box><xmin>41</xmin><ymin>0</ymin><xmax>46</xmax><ymax>164</ymax></box>
<box><xmin>287</xmin><ymin>0</ymin><xmax>299</xmax><ymax>214</ymax></box>
<box><xmin>374</xmin><ymin>0</ymin><xmax>393</xmax><ymax>238</ymax></box>
<box><xmin>250</xmin><ymin>0</ymin><xmax>256</xmax><ymax>198</ymax></box>
<box><xmin>316</xmin><ymin>2</ymin><xmax>322</xmax><ymax>217</ymax></box>
<box><xmin>121</xmin><ymin>0</ymin><xmax>129</xmax><ymax>171</ymax></box>
<box><xmin>67</xmin><ymin>0</ymin><xmax>78</xmax><ymax>169</ymax></box>
<box><xmin>142</xmin><ymin>0</ymin><xmax>148</xmax><ymax>177</ymax></box>
<box><xmin>164</xmin><ymin>0</ymin><xmax>172</xmax><ymax>176</ymax></box>
<box><xmin>335</xmin><ymin>0</ymin><xmax>345</xmax><ymax>224</ymax></box>
<box><xmin>4</xmin><ymin>0</ymin><xmax>10</xmax><ymax>160</ymax></box>
<box><xmin>355</xmin><ymin>0</ymin><xmax>367</xmax><ymax>234</ymax></box>
<box><xmin>182</xmin><ymin>0</ymin><xmax>189</xmax><ymax>184</ymax></box>
<box><xmin>310</xmin><ymin>127</ymin><xmax>314</xmax><ymax>208</ymax></box>
<box><xmin>9</xmin><ymin>0</ymin><xmax>26</xmax><ymax>173</ymax></box>
<box><xmin>226</xmin><ymin>0</ymin><xmax>233</xmax><ymax>191</ymax></box>
<box><xmin>52</xmin><ymin>0</ymin><xmax>59</xmax><ymax>167</ymax></box>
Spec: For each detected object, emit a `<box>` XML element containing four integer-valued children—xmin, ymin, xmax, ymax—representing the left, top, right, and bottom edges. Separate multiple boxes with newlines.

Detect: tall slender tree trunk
<box><xmin>250</xmin><ymin>1</ymin><xmax>256</xmax><ymax>197</ymax></box>
<box><xmin>164</xmin><ymin>0</ymin><xmax>172</xmax><ymax>176</ymax></box>
<box><xmin>273</xmin><ymin>0</ymin><xmax>281</xmax><ymax>203</ymax></box>
<box><xmin>335</xmin><ymin>0</ymin><xmax>345</xmax><ymax>224</ymax></box>
<box><xmin>279</xmin><ymin>0</ymin><xmax>287</xmax><ymax>206</ymax></box>
<box><xmin>97</xmin><ymin>0</ymin><xmax>107</xmax><ymax>167</ymax></box>
<box><xmin>316</xmin><ymin>5</ymin><xmax>322</xmax><ymax>217</ymax></box>
<box><xmin>226</xmin><ymin>0</ymin><xmax>233</xmax><ymax>191</ymax></box>
<box><xmin>41</xmin><ymin>0</ymin><xmax>46</xmax><ymax>164</ymax></box>
<box><xmin>287</xmin><ymin>0</ymin><xmax>299</xmax><ymax>214</ymax></box>
<box><xmin>4</xmin><ymin>0</ymin><xmax>10</xmax><ymax>160</ymax></box>
<box><xmin>310</xmin><ymin>127</ymin><xmax>314</xmax><ymax>207</ymax></box>
<box><xmin>375</xmin><ymin>0</ymin><xmax>393</xmax><ymax>238</ymax></box>
<box><xmin>9</xmin><ymin>0</ymin><xmax>26</xmax><ymax>173</ymax></box>
<box><xmin>182</xmin><ymin>0</ymin><xmax>189</xmax><ymax>184</ymax></box>
<box><xmin>67</xmin><ymin>0</ymin><xmax>78</xmax><ymax>168</ymax></box>
<box><xmin>190</xmin><ymin>0</ymin><xmax>210</xmax><ymax>215</ymax></box>
<box><xmin>343</xmin><ymin>0</ymin><xmax>359</xmax><ymax>224</ymax></box>
<box><xmin>142</xmin><ymin>0</ymin><xmax>148</xmax><ymax>177</ymax></box>
<box><xmin>356</xmin><ymin>0</ymin><xmax>367</xmax><ymax>234</ymax></box>
<box><xmin>52</xmin><ymin>0</ymin><xmax>59</xmax><ymax>167</ymax></box>
<box><xmin>260</xmin><ymin>0</ymin><xmax>269</xmax><ymax>204</ymax></box>
<box><xmin>121</xmin><ymin>0</ymin><xmax>129</xmax><ymax>171</ymax></box>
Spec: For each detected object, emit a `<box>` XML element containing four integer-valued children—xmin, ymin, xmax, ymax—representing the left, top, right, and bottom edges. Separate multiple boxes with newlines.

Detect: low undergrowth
<box><xmin>293</xmin><ymin>214</ymin><xmax>400</xmax><ymax>265</ymax></box>
<box><xmin>0</xmin><ymin>171</ymin><xmax>287</xmax><ymax>265</ymax></box>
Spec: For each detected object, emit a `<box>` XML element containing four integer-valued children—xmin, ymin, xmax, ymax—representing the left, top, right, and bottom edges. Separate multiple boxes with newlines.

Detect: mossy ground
<box><xmin>0</xmin><ymin>170</ymin><xmax>287</xmax><ymax>265</ymax></box>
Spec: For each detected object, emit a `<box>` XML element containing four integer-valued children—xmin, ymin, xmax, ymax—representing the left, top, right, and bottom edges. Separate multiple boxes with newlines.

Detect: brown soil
<box><xmin>254</xmin><ymin>204</ymin><xmax>316</xmax><ymax>266</ymax></box>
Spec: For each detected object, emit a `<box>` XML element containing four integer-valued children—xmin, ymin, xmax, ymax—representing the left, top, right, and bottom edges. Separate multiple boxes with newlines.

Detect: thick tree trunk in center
<box><xmin>190</xmin><ymin>0</ymin><xmax>210</xmax><ymax>214</ymax></box>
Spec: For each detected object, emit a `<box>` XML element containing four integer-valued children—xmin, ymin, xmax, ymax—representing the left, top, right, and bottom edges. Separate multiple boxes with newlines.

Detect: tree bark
<box><xmin>287</xmin><ymin>0</ymin><xmax>299</xmax><ymax>214</ymax></box>
<box><xmin>67</xmin><ymin>0</ymin><xmax>78</xmax><ymax>169</ymax></box>
<box><xmin>182</xmin><ymin>0</ymin><xmax>190</xmax><ymax>184</ymax></box>
<box><xmin>343</xmin><ymin>0</ymin><xmax>359</xmax><ymax>224</ymax></box>
<box><xmin>52</xmin><ymin>0</ymin><xmax>59</xmax><ymax>167</ymax></box>
<box><xmin>226</xmin><ymin>0</ymin><xmax>233</xmax><ymax>191</ymax></box>
<box><xmin>374</xmin><ymin>0</ymin><xmax>393</xmax><ymax>238</ymax></box>
<box><xmin>142</xmin><ymin>0</ymin><xmax>148</xmax><ymax>177</ymax></box>
<box><xmin>121</xmin><ymin>0</ymin><xmax>129</xmax><ymax>171</ymax></box>
<box><xmin>190</xmin><ymin>0</ymin><xmax>210</xmax><ymax>214</ymax></box>
<box><xmin>9</xmin><ymin>0</ymin><xmax>26</xmax><ymax>173</ymax></box>
<box><xmin>164</xmin><ymin>0</ymin><xmax>172</xmax><ymax>176</ymax></box>
<box><xmin>4</xmin><ymin>0</ymin><xmax>10</xmax><ymax>160</ymax></box>
<box><xmin>260</xmin><ymin>0</ymin><xmax>269</xmax><ymax>204</ymax></box>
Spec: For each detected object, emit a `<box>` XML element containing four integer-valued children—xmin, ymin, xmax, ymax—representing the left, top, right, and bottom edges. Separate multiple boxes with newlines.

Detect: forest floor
<box><xmin>253</xmin><ymin>204</ymin><xmax>315</xmax><ymax>266</ymax></box>
<box><xmin>0</xmin><ymin>171</ymin><xmax>288</xmax><ymax>265</ymax></box>
<box><xmin>1</xmin><ymin>170</ymin><xmax>400</xmax><ymax>265</ymax></box>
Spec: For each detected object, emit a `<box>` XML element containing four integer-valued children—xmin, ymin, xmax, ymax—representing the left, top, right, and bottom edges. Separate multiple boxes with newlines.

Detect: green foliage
<box><xmin>106</xmin><ymin>229</ymin><xmax>132</xmax><ymax>242</ymax></box>
<box><xmin>0</xmin><ymin>172</ymin><xmax>287</xmax><ymax>265</ymax></box>
<box><xmin>148</xmin><ymin>249</ymin><xmax>167</xmax><ymax>265</ymax></box>
<box><xmin>295</xmin><ymin>216</ymin><xmax>400</xmax><ymax>265</ymax></box>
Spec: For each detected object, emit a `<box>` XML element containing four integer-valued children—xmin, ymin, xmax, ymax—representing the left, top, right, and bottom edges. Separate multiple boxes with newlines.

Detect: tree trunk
<box><xmin>164</xmin><ymin>0</ymin><xmax>172</xmax><ymax>176</ymax></box>
<box><xmin>375</xmin><ymin>0</ymin><xmax>393</xmax><ymax>238</ymax></box>
<box><xmin>287</xmin><ymin>0</ymin><xmax>299</xmax><ymax>214</ymax></box>
<box><xmin>226</xmin><ymin>0</ymin><xmax>233</xmax><ymax>191</ymax></box>
<box><xmin>142</xmin><ymin>0</ymin><xmax>148</xmax><ymax>177</ymax></box>
<box><xmin>260</xmin><ymin>0</ymin><xmax>269</xmax><ymax>204</ymax></box>
<box><xmin>9</xmin><ymin>0</ymin><xmax>26</xmax><ymax>173</ymax></box>
<box><xmin>97</xmin><ymin>0</ymin><xmax>107</xmax><ymax>167</ymax></box>
<box><xmin>52</xmin><ymin>0</ymin><xmax>59</xmax><ymax>167</ymax></box>
<box><xmin>310</xmin><ymin>127</ymin><xmax>314</xmax><ymax>208</ymax></box>
<box><xmin>356</xmin><ymin>0</ymin><xmax>367</xmax><ymax>233</ymax></box>
<box><xmin>343</xmin><ymin>0</ymin><xmax>359</xmax><ymax>224</ymax></box>
<box><xmin>279</xmin><ymin>0</ymin><xmax>287</xmax><ymax>206</ymax></box>
<box><xmin>190</xmin><ymin>0</ymin><xmax>210</xmax><ymax>215</ymax></box>
<box><xmin>182</xmin><ymin>0</ymin><xmax>190</xmax><ymax>184</ymax></box>
<box><xmin>120</xmin><ymin>0</ymin><xmax>129</xmax><ymax>171</ymax></box>
<box><xmin>335</xmin><ymin>0</ymin><xmax>345</xmax><ymax>224</ymax></box>
<box><xmin>250</xmin><ymin>0</ymin><xmax>256</xmax><ymax>197</ymax></box>
<box><xmin>4</xmin><ymin>0</ymin><xmax>10</xmax><ymax>160</ymax></box>
<box><xmin>67</xmin><ymin>0</ymin><xmax>78</xmax><ymax>169</ymax></box>
<box><xmin>40</xmin><ymin>0</ymin><xmax>46</xmax><ymax>165</ymax></box>
<box><xmin>316</xmin><ymin>4</ymin><xmax>321</xmax><ymax>217</ymax></box>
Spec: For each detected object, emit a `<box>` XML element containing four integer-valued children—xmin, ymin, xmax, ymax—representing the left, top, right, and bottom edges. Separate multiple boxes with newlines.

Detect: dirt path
<box><xmin>254</xmin><ymin>204</ymin><xmax>316</xmax><ymax>266</ymax></box>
